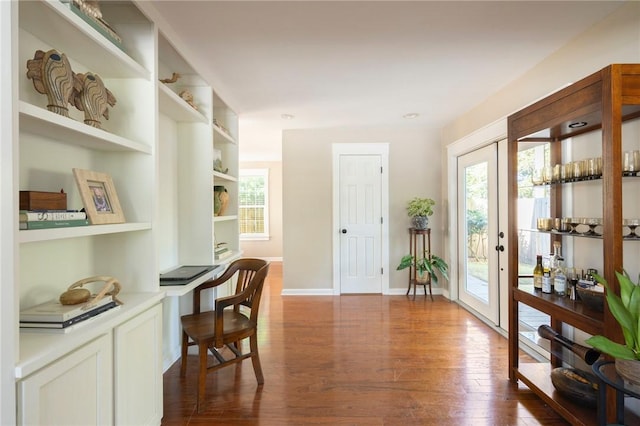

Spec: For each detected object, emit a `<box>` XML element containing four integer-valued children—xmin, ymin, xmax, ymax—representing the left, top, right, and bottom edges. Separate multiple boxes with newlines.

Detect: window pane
<box><xmin>239</xmin><ymin>169</ymin><xmax>268</xmax><ymax>237</ymax></box>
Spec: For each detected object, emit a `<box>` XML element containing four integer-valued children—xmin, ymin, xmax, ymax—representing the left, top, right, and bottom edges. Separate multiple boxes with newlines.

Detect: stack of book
<box><xmin>214</xmin><ymin>245</ymin><xmax>232</xmax><ymax>261</ymax></box>
<box><xmin>20</xmin><ymin>296</ymin><xmax>119</xmax><ymax>334</ymax></box>
<box><xmin>61</xmin><ymin>0</ymin><xmax>125</xmax><ymax>51</ymax></box>
<box><xmin>19</xmin><ymin>210</ymin><xmax>89</xmax><ymax>230</ymax></box>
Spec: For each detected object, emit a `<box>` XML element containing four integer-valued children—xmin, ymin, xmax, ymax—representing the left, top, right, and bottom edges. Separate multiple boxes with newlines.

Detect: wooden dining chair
<box><xmin>180</xmin><ymin>258</ymin><xmax>270</xmax><ymax>412</ymax></box>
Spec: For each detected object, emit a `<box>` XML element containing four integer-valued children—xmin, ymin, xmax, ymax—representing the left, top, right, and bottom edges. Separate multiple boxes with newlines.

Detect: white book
<box><xmin>20</xmin><ymin>295</ymin><xmax>113</xmax><ymax>323</ymax></box>
<box><xmin>19</xmin><ymin>210</ymin><xmax>87</xmax><ymax>221</ymax></box>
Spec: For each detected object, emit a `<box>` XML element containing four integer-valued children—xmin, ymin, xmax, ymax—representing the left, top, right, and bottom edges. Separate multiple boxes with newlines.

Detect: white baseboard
<box><xmin>281</xmin><ymin>287</ymin><xmax>444</xmax><ymax>296</ymax></box>
<box><xmin>163</xmin><ymin>346</ymin><xmax>181</xmax><ymax>373</ymax></box>
<box><xmin>386</xmin><ymin>287</ymin><xmax>444</xmax><ymax>296</ymax></box>
<box><xmin>281</xmin><ymin>289</ymin><xmax>335</xmax><ymax>296</ymax></box>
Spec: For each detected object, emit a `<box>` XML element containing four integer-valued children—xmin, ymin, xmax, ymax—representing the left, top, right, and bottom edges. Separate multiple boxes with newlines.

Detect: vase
<box><xmin>416</xmin><ymin>270</ymin><xmax>430</xmax><ymax>284</ymax></box>
<box><xmin>412</xmin><ymin>216</ymin><xmax>429</xmax><ymax>230</ymax></box>
<box><xmin>615</xmin><ymin>358</ymin><xmax>640</xmax><ymax>392</ymax></box>
<box><xmin>213</xmin><ymin>186</ymin><xmax>229</xmax><ymax>216</ymax></box>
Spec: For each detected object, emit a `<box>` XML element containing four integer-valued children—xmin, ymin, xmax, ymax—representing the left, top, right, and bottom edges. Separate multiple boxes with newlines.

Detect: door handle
<box><xmin>341</xmin><ymin>229</ymin><xmax>347</xmax><ymax>234</ymax></box>
<box><xmin>495</xmin><ymin>245</ymin><xmax>504</xmax><ymax>252</ymax></box>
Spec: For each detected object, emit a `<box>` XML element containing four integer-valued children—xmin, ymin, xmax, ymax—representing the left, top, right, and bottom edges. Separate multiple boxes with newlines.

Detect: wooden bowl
<box><xmin>550</xmin><ymin>367</ymin><xmax>598</xmax><ymax>407</ymax></box>
<box><xmin>576</xmin><ymin>285</ymin><xmax>604</xmax><ymax>312</ymax></box>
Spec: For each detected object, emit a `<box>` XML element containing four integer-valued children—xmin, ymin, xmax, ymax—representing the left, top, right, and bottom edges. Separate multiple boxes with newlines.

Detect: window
<box><xmin>239</xmin><ymin>169</ymin><xmax>269</xmax><ymax>240</ymax></box>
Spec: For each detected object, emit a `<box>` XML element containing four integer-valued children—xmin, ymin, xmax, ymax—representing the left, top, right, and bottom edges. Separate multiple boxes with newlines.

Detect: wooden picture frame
<box><xmin>73</xmin><ymin>168</ymin><xmax>125</xmax><ymax>224</ymax></box>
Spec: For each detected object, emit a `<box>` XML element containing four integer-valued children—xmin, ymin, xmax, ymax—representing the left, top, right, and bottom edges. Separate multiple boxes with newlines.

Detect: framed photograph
<box><xmin>73</xmin><ymin>168</ymin><xmax>125</xmax><ymax>224</ymax></box>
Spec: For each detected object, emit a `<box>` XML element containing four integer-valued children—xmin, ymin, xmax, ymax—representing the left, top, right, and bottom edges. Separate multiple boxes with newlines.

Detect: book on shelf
<box><xmin>20</xmin><ymin>305</ymin><xmax>122</xmax><ymax>334</ymax></box>
<box><xmin>60</xmin><ymin>0</ymin><xmax>125</xmax><ymax>51</ymax></box>
<box><xmin>215</xmin><ymin>249</ymin><xmax>232</xmax><ymax>260</ymax></box>
<box><xmin>20</xmin><ymin>295</ymin><xmax>114</xmax><ymax>323</ymax></box>
<box><xmin>19</xmin><ymin>219</ymin><xmax>89</xmax><ymax>230</ymax></box>
<box><xmin>214</xmin><ymin>246</ymin><xmax>229</xmax><ymax>254</ymax></box>
<box><xmin>19</xmin><ymin>210</ymin><xmax>87</xmax><ymax>221</ymax></box>
<box><xmin>20</xmin><ymin>301</ymin><xmax>117</xmax><ymax>329</ymax></box>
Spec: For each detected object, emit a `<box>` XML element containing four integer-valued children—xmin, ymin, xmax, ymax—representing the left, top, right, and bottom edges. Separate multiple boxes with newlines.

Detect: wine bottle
<box><xmin>533</xmin><ymin>255</ymin><xmax>544</xmax><ymax>291</ymax></box>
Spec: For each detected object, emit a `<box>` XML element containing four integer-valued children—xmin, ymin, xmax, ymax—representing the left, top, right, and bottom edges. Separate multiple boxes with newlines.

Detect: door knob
<box><xmin>495</xmin><ymin>245</ymin><xmax>504</xmax><ymax>252</ymax></box>
<box><xmin>341</xmin><ymin>229</ymin><xmax>347</xmax><ymax>234</ymax></box>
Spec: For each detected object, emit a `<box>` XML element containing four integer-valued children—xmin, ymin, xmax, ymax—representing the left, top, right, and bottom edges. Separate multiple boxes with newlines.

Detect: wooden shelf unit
<box><xmin>507</xmin><ymin>64</ymin><xmax>640</xmax><ymax>425</ymax></box>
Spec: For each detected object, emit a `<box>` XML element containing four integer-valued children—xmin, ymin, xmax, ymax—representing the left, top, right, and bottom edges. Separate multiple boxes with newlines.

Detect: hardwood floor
<box><xmin>162</xmin><ymin>262</ymin><xmax>567</xmax><ymax>425</ymax></box>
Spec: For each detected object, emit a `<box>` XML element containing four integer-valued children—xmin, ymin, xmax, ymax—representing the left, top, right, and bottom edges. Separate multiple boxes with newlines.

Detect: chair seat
<box><xmin>181</xmin><ymin>310</ymin><xmax>254</xmax><ymax>344</ymax></box>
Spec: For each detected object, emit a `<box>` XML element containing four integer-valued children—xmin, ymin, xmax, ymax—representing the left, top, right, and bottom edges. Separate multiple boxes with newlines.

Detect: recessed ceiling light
<box><xmin>568</xmin><ymin>121</ymin><xmax>587</xmax><ymax>128</ymax></box>
<box><xmin>403</xmin><ymin>113</ymin><xmax>419</xmax><ymax>119</ymax></box>
<box><xmin>281</xmin><ymin>114</ymin><xmax>295</xmax><ymax>120</ymax></box>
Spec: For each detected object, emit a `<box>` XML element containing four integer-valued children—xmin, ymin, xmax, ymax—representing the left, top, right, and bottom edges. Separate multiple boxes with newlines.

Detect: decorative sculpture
<box><xmin>538</xmin><ymin>325</ymin><xmax>601</xmax><ymax>364</ymax></box>
<box><xmin>59</xmin><ymin>275</ymin><xmax>123</xmax><ymax>306</ymax></box>
<box><xmin>26</xmin><ymin>49</ymin><xmax>76</xmax><ymax>117</ymax></box>
<box><xmin>73</xmin><ymin>72</ymin><xmax>117</xmax><ymax>128</ymax></box>
<box><xmin>160</xmin><ymin>72</ymin><xmax>181</xmax><ymax>84</ymax></box>
<box><xmin>179</xmin><ymin>89</ymin><xmax>197</xmax><ymax>110</ymax></box>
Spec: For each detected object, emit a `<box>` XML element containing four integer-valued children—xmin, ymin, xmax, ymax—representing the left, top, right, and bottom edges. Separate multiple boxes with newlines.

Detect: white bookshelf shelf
<box><xmin>19</xmin><ymin>0</ymin><xmax>150</xmax><ymax>80</ymax></box>
<box><xmin>19</xmin><ymin>102</ymin><xmax>152</xmax><ymax>154</ymax></box>
<box><xmin>158</xmin><ymin>84</ymin><xmax>208</xmax><ymax>123</ymax></box>
<box><xmin>19</xmin><ymin>222</ymin><xmax>152</xmax><ymax>244</ymax></box>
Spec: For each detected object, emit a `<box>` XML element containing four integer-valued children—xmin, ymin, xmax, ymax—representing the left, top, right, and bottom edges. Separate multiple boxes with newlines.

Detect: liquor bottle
<box><xmin>542</xmin><ymin>270</ymin><xmax>553</xmax><ymax>294</ymax></box>
<box><xmin>533</xmin><ymin>255</ymin><xmax>544</xmax><ymax>291</ymax></box>
<box><xmin>554</xmin><ymin>254</ymin><xmax>567</xmax><ymax>296</ymax></box>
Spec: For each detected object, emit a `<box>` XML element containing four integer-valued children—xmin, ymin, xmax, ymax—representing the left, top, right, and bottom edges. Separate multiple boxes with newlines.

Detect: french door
<box><xmin>457</xmin><ymin>143</ymin><xmax>501</xmax><ymax>324</ymax></box>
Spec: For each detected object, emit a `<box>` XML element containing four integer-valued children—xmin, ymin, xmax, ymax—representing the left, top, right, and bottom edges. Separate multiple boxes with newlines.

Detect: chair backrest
<box><xmin>220</xmin><ymin>258</ymin><xmax>269</xmax><ymax>321</ymax></box>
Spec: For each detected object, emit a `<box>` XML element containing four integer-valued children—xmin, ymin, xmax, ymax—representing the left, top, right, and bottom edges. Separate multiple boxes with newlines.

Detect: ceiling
<box><xmin>149</xmin><ymin>1</ymin><xmax>624</xmax><ymax>161</ymax></box>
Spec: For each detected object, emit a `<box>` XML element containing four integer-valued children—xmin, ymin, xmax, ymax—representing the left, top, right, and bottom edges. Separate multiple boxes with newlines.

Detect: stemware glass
<box><xmin>581</xmin><ymin>218</ymin><xmax>601</xmax><ymax>236</ymax></box>
<box><xmin>624</xmin><ymin>219</ymin><xmax>640</xmax><ymax>238</ymax></box>
<box><xmin>569</xmin><ymin>217</ymin><xmax>581</xmax><ymax>234</ymax></box>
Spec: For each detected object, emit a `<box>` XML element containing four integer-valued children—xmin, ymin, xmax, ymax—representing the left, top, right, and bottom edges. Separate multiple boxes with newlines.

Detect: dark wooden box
<box><xmin>19</xmin><ymin>191</ymin><xmax>67</xmax><ymax>211</ymax></box>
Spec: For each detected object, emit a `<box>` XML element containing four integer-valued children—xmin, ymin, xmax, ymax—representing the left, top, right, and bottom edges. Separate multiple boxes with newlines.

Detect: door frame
<box><xmin>332</xmin><ymin>143</ymin><xmax>389</xmax><ymax>295</ymax></box>
<box><xmin>446</xmin><ymin>119</ymin><xmax>510</xmax><ymax>331</ymax></box>
<box><xmin>456</xmin><ymin>142</ymin><xmax>499</xmax><ymax>324</ymax></box>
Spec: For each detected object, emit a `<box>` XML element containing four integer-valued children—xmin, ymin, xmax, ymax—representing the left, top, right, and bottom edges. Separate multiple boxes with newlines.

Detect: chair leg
<box><xmin>249</xmin><ymin>333</ymin><xmax>264</xmax><ymax>384</ymax></box>
<box><xmin>180</xmin><ymin>331</ymin><xmax>189</xmax><ymax>377</ymax></box>
<box><xmin>197</xmin><ymin>342</ymin><xmax>208</xmax><ymax>413</ymax></box>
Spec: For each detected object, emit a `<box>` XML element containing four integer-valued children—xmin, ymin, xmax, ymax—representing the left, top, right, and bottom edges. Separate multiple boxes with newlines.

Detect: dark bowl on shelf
<box><xmin>576</xmin><ymin>285</ymin><xmax>604</xmax><ymax>312</ymax></box>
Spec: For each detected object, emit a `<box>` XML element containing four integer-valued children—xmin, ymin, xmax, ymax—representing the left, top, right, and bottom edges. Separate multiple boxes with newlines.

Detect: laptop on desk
<box><xmin>159</xmin><ymin>265</ymin><xmax>220</xmax><ymax>286</ymax></box>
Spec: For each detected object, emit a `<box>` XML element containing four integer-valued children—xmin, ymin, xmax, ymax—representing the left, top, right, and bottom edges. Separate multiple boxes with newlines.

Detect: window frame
<box><xmin>239</xmin><ymin>168</ymin><xmax>270</xmax><ymax>241</ymax></box>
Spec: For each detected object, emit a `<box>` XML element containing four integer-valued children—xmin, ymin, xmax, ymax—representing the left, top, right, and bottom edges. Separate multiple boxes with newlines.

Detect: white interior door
<box><xmin>337</xmin><ymin>154</ymin><xmax>382</xmax><ymax>294</ymax></box>
<box><xmin>457</xmin><ymin>143</ymin><xmax>500</xmax><ymax>324</ymax></box>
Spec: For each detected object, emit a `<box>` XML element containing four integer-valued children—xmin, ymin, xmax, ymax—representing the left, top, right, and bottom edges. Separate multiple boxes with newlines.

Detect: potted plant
<box><xmin>585</xmin><ymin>270</ymin><xmax>640</xmax><ymax>386</ymax></box>
<box><xmin>406</xmin><ymin>197</ymin><xmax>435</xmax><ymax>230</ymax></box>
<box><xmin>397</xmin><ymin>251</ymin><xmax>449</xmax><ymax>284</ymax></box>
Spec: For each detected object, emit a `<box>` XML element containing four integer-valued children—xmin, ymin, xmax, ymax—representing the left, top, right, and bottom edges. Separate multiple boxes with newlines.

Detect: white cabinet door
<box><xmin>114</xmin><ymin>304</ymin><xmax>163</xmax><ymax>426</ymax></box>
<box><xmin>17</xmin><ymin>334</ymin><xmax>113</xmax><ymax>426</ymax></box>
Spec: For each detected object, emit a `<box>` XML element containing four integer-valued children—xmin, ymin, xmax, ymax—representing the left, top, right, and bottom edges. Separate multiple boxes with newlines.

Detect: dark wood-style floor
<box><xmin>162</xmin><ymin>262</ymin><xmax>567</xmax><ymax>425</ymax></box>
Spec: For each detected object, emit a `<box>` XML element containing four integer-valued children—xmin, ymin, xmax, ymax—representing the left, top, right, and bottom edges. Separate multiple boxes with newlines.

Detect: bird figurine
<box><xmin>160</xmin><ymin>72</ymin><xmax>181</xmax><ymax>84</ymax></box>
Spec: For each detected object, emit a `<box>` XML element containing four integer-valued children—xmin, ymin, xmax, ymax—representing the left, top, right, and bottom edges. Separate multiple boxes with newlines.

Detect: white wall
<box><xmin>442</xmin><ymin>1</ymin><xmax>640</xmax><ymax>146</ymax></box>
<box><xmin>239</xmin><ymin>161</ymin><xmax>283</xmax><ymax>260</ymax></box>
<box><xmin>282</xmin><ymin>125</ymin><xmax>444</xmax><ymax>292</ymax></box>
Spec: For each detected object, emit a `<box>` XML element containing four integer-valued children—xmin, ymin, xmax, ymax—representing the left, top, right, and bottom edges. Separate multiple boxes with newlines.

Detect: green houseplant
<box><xmin>585</xmin><ymin>270</ymin><xmax>640</xmax><ymax>385</ymax></box>
<box><xmin>406</xmin><ymin>197</ymin><xmax>435</xmax><ymax>230</ymax></box>
<box><xmin>397</xmin><ymin>251</ymin><xmax>449</xmax><ymax>284</ymax></box>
